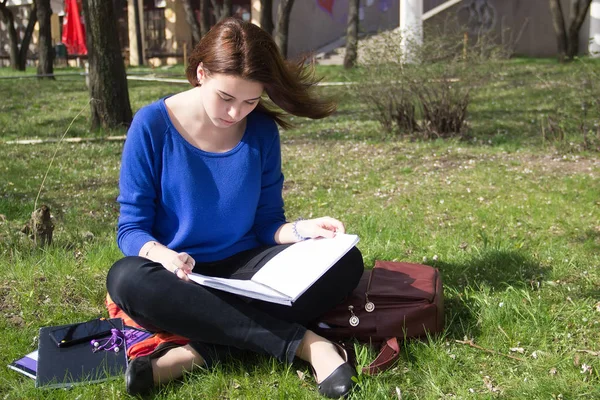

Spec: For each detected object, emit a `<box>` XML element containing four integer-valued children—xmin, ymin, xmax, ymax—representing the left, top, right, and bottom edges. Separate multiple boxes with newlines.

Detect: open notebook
<box><xmin>189</xmin><ymin>234</ymin><xmax>359</xmax><ymax>306</ymax></box>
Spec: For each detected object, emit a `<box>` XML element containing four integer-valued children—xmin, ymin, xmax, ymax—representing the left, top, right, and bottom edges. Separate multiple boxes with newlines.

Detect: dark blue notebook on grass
<box><xmin>35</xmin><ymin>319</ymin><xmax>128</xmax><ymax>389</ymax></box>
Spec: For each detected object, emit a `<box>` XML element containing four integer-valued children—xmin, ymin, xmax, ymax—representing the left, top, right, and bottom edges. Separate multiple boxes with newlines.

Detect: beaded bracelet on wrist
<box><xmin>292</xmin><ymin>218</ymin><xmax>309</xmax><ymax>241</ymax></box>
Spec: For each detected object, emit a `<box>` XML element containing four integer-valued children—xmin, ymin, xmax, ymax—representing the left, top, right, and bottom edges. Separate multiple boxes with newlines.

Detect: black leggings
<box><xmin>106</xmin><ymin>245</ymin><xmax>363</xmax><ymax>366</ymax></box>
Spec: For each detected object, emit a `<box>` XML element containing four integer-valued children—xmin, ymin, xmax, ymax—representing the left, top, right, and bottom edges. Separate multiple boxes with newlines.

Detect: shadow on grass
<box><xmin>572</xmin><ymin>228</ymin><xmax>600</xmax><ymax>252</ymax></box>
<box><xmin>437</xmin><ymin>248</ymin><xmax>547</xmax><ymax>290</ymax></box>
<box><xmin>431</xmin><ymin>248</ymin><xmax>549</xmax><ymax>340</ymax></box>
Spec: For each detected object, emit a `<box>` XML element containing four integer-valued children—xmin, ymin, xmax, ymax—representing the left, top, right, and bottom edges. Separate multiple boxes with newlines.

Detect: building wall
<box><xmin>1</xmin><ymin>0</ymin><xmax>597</xmax><ymax>68</ymax></box>
<box><xmin>591</xmin><ymin>0</ymin><xmax>600</xmax><ymax>54</ymax></box>
<box><xmin>0</xmin><ymin>0</ymin><xmax>65</xmax><ymax>67</ymax></box>
<box><xmin>270</xmin><ymin>0</ymin><xmax>399</xmax><ymax>58</ymax></box>
<box><xmin>277</xmin><ymin>0</ymin><xmax>595</xmax><ymax>59</ymax></box>
<box><xmin>164</xmin><ymin>0</ymin><xmax>191</xmax><ymax>52</ymax></box>
<box><xmin>0</xmin><ymin>5</ymin><xmax>38</xmax><ymax>67</ymax></box>
<box><xmin>424</xmin><ymin>0</ymin><xmax>593</xmax><ymax>58</ymax></box>
<box><xmin>156</xmin><ymin>0</ymin><xmax>599</xmax><ymax>62</ymax></box>
<box><xmin>149</xmin><ymin>0</ymin><xmax>251</xmax><ymax>66</ymax></box>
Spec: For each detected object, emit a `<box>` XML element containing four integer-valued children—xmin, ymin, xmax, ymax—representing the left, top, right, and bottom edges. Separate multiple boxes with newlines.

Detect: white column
<box><xmin>128</xmin><ymin>0</ymin><xmax>146</xmax><ymax>66</ymax></box>
<box><xmin>251</xmin><ymin>0</ymin><xmax>261</xmax><ymax>27</ymax></box>
<box><xmin>400</xmin><ymin>0</ymin><xmax>423</xmax><ymax>62</ymax></box>
<box><xmin>590</xmin><ymin>0</ymin><xmax>600</xmax><ymax>57</ymax></box>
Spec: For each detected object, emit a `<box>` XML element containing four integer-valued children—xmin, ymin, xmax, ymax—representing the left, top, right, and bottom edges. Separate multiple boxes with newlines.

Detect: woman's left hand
<box><xmin>295</xmin><ymin>216</ymin><xmax>345</xmax><ymax>240</ymax></box>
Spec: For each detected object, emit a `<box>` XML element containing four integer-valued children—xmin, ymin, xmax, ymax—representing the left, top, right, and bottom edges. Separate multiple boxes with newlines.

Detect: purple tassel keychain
<box><xmin>90</xmin><ymin>328</ymin><xmax>126</xmax><ymax>353</ymax></box>
<box><xmin>89</xmin><ymin>318</ymin><xmax>153</xmax><ymax>354</ymax></box>
<box><xmin>90</xmin><ymin>318</ymin><xmax>126</xmax><ymax>353</ymax></box>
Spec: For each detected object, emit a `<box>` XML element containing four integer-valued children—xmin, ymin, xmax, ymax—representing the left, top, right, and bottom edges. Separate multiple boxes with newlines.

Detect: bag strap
<box><xmin>362</xmin><ymin>337</ymin><xmax>400</xmax><ymax>375</ymax></box>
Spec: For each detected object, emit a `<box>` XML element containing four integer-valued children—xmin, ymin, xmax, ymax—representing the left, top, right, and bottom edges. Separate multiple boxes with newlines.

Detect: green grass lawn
<box><xmin>0</xmin><ymin>59</ymin><xmax>599</xmax><ymax>399</ymax></box>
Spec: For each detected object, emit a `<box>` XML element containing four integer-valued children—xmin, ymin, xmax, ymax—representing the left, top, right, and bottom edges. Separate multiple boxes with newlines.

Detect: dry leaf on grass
<box><xmin>483</xmin><ymin>376</ymin><xmax>502</xmax><ymax>393</ymax></box>
<box><xmin>455</xmin><ymin>338</ymin><xmax>525</xmax><ymax>361</ymax></box>
<box><xmin>395</xmin><ymin>386</ymin><xmax>402</xmax><ymax>399</ymax></box>
<box><xmin>576</xmin><ymin>349</ymin><xmax>600</xmax><ymax>356</ymax></box>
<box><xmin>580</xmin><ymin>364</ymin><xmax>592</xmax><ymax>374</ymax></box>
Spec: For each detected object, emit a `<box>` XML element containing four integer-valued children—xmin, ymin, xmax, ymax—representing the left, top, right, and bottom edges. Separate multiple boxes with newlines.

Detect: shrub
<box><xmin>540</xmin><ymin>59</ymin><xmax>600</xmax><ymax>152</ymax></box>
<box><xmin>579</xmin><ymin>61</ymin><xmax>600</xmax><ymax>151</ymax></box>
<box><xmin>353</xmin><ymin>20</ymin><xmax>512</xmax><ymax>140</ymax></box>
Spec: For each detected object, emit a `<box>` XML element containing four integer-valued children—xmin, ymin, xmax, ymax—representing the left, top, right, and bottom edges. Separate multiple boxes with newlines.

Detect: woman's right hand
<box><xmin>166</xmin><ymin>252</ymin><xmax>195</xmax><ymax>282</ymax></box>
<box><xmin>140</xmin><ymin>241</ymin><xmax>196</xmax><ymax>281</ymax></box>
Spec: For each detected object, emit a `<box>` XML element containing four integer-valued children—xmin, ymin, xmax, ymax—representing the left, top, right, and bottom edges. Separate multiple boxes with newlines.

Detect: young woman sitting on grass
<box><xmin>106</xmin><ymin>17</ymin><xmax>364</xmax><ymax>398</ymax></box>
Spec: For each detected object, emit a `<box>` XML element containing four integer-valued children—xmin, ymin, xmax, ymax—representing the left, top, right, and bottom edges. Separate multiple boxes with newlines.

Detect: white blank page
<box><xmin>251</xmin><ymin>234</ymin><xmax>359</xmax><ymax>300</ymax></box>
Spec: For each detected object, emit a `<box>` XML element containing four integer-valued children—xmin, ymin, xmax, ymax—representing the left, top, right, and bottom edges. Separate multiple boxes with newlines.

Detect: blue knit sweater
<box><xmin>116</xmin><ymin>98</ymin><xmax>286</xmax><ymax>262</ymax></box>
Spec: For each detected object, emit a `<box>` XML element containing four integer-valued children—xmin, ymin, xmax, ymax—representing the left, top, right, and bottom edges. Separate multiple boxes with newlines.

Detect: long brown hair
<box><xmin>185</xmin><ymin>18</ymin><xmax>336</xmax><ymax>129</ymax></box>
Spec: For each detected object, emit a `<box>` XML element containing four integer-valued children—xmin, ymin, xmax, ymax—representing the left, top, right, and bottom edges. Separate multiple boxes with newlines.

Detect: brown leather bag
<box><xmin>313</xmin><ymin>261</ymin><xmax>444</xmax><ymax>374</ymax></box>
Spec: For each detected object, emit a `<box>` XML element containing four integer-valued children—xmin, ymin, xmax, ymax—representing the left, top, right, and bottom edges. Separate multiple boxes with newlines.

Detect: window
<box><xmin>144</xmin><ymin>8</ymin><xmax>166</xmax><ymax>55</ymax></box>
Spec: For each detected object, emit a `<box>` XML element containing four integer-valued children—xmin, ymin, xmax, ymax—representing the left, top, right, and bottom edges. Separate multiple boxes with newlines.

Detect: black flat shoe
<box><xmin>125</xmin><ymin>355</ymin><xmax>154</xmax><ymax>396</ymax></box>
<box><xmin>125</xmin><ymin>341</ymin><xmax>183</xmax><ymax>396</ymax></box>
<box><xmin>317</xmin><ymin>362</ymin><xmax>357</xmax><ymax>398</ymax></box>
<box><xmin>311</xmin><ymin>343</ymin><xmax>357</xmax><ymax>398</ymax></box>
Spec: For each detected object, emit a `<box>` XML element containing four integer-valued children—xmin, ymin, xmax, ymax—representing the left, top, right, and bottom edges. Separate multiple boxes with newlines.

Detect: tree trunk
<box><xmin>223</xmin><ymin>0</ymin><xmax>233</xmax><ymax>19</ymax></box>
<box><xmin>36</xmin><ymin>0</ymin><xmax>54</xmax><ymax>79</ymax></box>
<box><xmin>182</xmin><ymin>0</ymin><xmax>201</xmax><ymax>46</ymax></box>
<box><xmin>566</xmin><ymin>0</ymin><xmax>593</xmax><ymax>59</ymax></box>
<box><xmin>17</xmin><ymin>5</ymin><xmax>38</xmax><ymax>71</ymax></box>
<box><xmin>549</xmin><ymin>0</ymin><xmax>568</xmax><ymax>62</ymax></box>
<box><xmin>0</xmin><ymin>1</ymin><xmax>20</xmax><ymax>69</ymax></box>
<box><xmin>200</xmin><ymin>0</ymin><xmax>211</xmax><ymax>36</ymax></box>
<box><xmin>549</xmin><ymin>0</ymin><xmax>592</xmax><ymax>61</ymax></box>
<box><xmin>210</xmin><ymin>0</ymin><xmax>219</xmax><ymax>20</ymax></box>
<box><xmin>274</xmin><ymin>0</ymin><xmax>295</xmax><ymax>58</ymax></box>
<box><xmin>81</xmin><ymin>0</ymin><xmax>132</xmax><ymax>130</ymax></box>
<box><xmin>260</xmin><ymin>0</ymin><xmax>273</xmax><ymax>36</ymax></box>
<box><xmin>343</xmin><ymin>0</ymin><xmax>359</xmax><ymax>69</ymax></box>
<box><xmin>211</xmin><ymin>0</ymin><xmax>232</xmax><ymax>21</ymax></box>
<box><xmin>566</xmin><ymin>29</ymin><xmax>580</xmax><ymax>58</ymax></box>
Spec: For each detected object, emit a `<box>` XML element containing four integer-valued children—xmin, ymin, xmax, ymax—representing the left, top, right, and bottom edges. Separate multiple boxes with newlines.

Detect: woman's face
<box><xmin>197</xmin><ymin>67</ymin><xmax>264</xmax><ymax>129</ymax></box>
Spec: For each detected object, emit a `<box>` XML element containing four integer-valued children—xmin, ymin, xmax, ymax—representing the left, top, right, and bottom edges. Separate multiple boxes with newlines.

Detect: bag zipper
<box><xmin>364</xmin><ymin>269</ymin><xmax>376</xmax><ymax>312</ymax></box>
<box><xmin>364</xmin><ymin>268</ymin><xmax>432</xmax><ymax>309</ymax></box>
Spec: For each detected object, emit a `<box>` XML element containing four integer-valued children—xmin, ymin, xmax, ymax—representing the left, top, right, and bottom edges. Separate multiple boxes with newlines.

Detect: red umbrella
<box><xmin>61</xmin><ymin>0</ymin><xmax>87</xmax><ymax>55</ymax></box>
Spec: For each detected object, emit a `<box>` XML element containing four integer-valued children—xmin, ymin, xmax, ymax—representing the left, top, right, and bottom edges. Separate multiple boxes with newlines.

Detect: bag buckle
<box><xmin>348</xmin><ymin>305</ymin><xmax>360</xmax><ymax>327</ymax></box>
<box><xmin>365</xmin><ymin>294</ymin><xmax>375</xmax><ymax>313</ymax></box>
